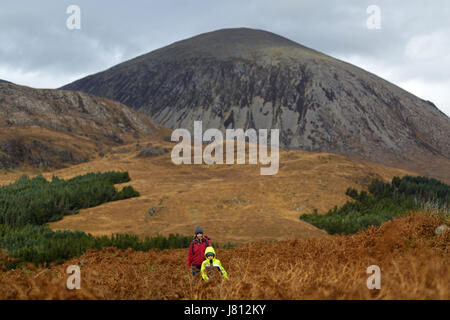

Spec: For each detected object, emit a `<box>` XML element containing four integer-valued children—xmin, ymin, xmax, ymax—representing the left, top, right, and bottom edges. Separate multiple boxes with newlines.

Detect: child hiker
<box><xmin>201</xmin><ymin>246</ymin><xmax>229</xmax><ymax>281</ymax></box>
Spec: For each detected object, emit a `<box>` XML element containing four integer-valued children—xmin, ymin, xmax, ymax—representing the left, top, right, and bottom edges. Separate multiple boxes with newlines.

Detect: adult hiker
<box><xmin>186</xmin><ymin>226</ymin><xmax>211</xmax><ymax>276</ymax></box>
<box><xmin>201</xmin><ymin>246</ymin><xmax>229</xmax><ymax>282</ymax></box>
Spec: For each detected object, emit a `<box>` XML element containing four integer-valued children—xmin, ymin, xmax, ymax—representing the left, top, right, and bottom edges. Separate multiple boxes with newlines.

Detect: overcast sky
<box><xmin>1</xmin><ymin>0</ymin><xmax>449</xmax><ymax>116</ymax></box>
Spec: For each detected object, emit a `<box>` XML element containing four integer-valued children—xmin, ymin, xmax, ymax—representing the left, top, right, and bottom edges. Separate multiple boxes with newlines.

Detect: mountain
<box><xmin>0</xmin><ymin>81</ymin><xmax>169</xmax><ymax>169</ymax></box>
<box><xmin>61</xmin><ymin>28</ymin><xmax>450</xmax><ymax>182</ymax></box>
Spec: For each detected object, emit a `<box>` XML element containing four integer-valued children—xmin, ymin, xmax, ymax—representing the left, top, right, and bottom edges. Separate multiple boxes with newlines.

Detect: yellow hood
<box><xmin>204</xmin><ymin>246</ymin><xmax>216</xmax><ymax>258</ymax></box>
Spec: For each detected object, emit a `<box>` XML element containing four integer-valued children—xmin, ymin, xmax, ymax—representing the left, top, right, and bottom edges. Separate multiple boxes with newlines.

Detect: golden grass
<box><xmin>0</xmin><ymin>212</ymin><xmax>448</xmax><ymax>299</ymax></box>
<box><xmin>0</xmin><ymin>140</ymin><xmax>415</xmax><ymax>244</ymax></box>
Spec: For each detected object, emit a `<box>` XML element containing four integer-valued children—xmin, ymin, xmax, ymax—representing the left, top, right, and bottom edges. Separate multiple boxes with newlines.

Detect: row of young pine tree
<box><xmin>0</xmin><ymin>171</ymin><xmax>140</xmax><ymax>227</ymax></box>
<box><xmin>300</xmin><ymin>175</ymin><xmax>450</xmax><ymax>234</ymax></box>
<box><xmin>0</xmin><ymin>172</ymin><xmax>192</xmax><ymax>268</ymax></box>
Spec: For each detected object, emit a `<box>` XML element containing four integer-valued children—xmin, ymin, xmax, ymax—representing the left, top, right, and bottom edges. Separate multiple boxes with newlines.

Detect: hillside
<box><xmin>0</xmin><ymin>81</ymin><xmax>169</xmax><ymax>170</ymax></box>
<box><xmin>61</xmin><ymin>28</ymin><xmax>450</xmax><ymax>183</ymax></box>
<box><xmin>0</xmin><ymin>139</ymin><xmax>414</xmax><ymax>244</ymax></box>
<box><xmin>0</xmin><ymin>212</ymin><xmax>448</xmax><ymax>299</ymax></box>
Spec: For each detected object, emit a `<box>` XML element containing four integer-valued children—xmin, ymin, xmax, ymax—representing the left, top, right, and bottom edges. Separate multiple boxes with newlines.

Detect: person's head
<box><xmin>205</xmin><ymin>246</ymin><xmax>216</xmax><ymax>261</ymax></box>
<box><xmin>194</xmin><ymin>226</ymin><xmax>204</xmax><ymax>239</ymax></box>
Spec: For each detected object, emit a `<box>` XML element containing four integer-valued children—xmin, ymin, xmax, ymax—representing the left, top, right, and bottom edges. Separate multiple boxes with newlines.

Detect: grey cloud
<box><xmin>0</xmin><ymin>0</ymin><xmax>449</xmax><ymax>115</ymax></box>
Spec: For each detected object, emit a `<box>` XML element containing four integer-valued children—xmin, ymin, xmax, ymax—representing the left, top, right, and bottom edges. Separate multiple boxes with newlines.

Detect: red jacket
<box><xmin>186</xmin><ymin>235</ymin><xmax>211</xmax><ymax>267</ymax></box>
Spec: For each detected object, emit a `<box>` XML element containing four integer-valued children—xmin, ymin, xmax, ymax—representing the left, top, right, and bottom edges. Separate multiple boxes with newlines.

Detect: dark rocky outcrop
<box><xmin>136</xmin><ymin>144</ymin><xmax>168</xmax><ymax>158</ymax></box>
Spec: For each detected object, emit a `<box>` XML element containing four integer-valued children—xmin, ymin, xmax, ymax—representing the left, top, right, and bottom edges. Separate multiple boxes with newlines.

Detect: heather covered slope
<box><xmin>61</xmin><ymin>28</ymin><xmax>450</xmax><ymax>182</ymax></box>
<box><xmin>0</xmin><ymin>212</ymin><xmax>448</xmax><ymax>299</ymax></box>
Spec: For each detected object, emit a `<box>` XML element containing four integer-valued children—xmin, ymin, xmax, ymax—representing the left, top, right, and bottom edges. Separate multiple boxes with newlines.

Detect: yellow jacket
<box><xmin>200</xmin><ymin>246</ymin><xmax>229</xmax><ymax>281</ymax></box>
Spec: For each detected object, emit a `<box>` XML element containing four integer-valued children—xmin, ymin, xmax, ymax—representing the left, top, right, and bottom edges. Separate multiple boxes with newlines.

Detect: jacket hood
<box><xmin>204</xmin><ymin>246</ymin><xmax>216</xmax><ymax>258</ymax></box>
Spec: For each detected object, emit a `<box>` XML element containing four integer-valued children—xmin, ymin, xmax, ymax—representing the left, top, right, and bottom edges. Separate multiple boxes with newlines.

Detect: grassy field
<box><xmin>0</xmin><ymin>212</ymin><xmax>448</xmax><ymax>299</ymax></box>
<box><xmin>0</xmin><ymin>139</ymin><xmax>414</xmax><ymax>244</ymax></box>
<box><xmin>0</xmin><ymin>141</ymin><xmax>447</xmax><ymax>299</ymax></box>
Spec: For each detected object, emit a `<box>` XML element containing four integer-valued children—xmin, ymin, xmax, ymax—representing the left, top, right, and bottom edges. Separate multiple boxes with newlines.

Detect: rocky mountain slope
<box><xmin>0</xmin><ymin>81</ymin><xmax>169</xmax><ymax>169</ymax></box>
<box><xmin>62</xmin><ymin>28</ymin><xmax>450</xmax><ymax>182</ymax></box>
